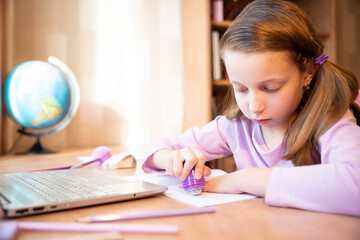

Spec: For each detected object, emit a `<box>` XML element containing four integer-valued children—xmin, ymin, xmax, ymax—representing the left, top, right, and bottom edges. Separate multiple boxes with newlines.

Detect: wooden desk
<box><xmin>1</xmin><ymin>148</ymin><xmax>359</xmax><ymax>240</ymax></box>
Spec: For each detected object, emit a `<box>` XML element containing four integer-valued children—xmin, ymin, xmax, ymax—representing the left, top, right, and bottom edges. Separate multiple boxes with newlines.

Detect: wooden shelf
<box><xmin>317</xmin><ymin>31</ymin><xmax>330</xmax><ymax>39</ymax></box>
<box><xmin>211</xmin><ymin>20</ymin><xmax>233</xmax><ymax>29</ymax></box>
<box><xmin>184</xmin><ymin>0</ymin><xmax>336</xmax><ymax>129</ymax></box>
<box><xmin>207</xmin><ymin>0</ymin><xmax>336</xmax><ymax>173</ymax></box>
<box><xmin>212</xmin><ymin>79</ymin><xmax>231</xmax><ymax>87</ymax></box>
<box><xmin>212</xmin><ymin>21</ymin><xmax>330</xmax><ymax>38</ymax></box>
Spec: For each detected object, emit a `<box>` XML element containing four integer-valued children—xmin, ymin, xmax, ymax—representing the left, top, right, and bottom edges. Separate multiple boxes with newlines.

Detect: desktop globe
<box><xmin>5</xmin><ymin>61</ymin><xmax>70</xmax><ymax>129</ymax></box>
<box><xmin>3</xmin><ymin>57</ymin><xmax>80</xmax><ymax>153</ymax></box>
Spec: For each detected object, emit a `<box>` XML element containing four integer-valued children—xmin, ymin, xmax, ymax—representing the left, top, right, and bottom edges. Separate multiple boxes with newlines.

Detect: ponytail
<box><xmin>284</xmin><ymin>60</ymin><xmax>359</xmax><ymax>166</ymax></box>
<box><xmin>219</xmin><ymin>0</ymin><xmax>359</xmax><ymax>166</ymax></box>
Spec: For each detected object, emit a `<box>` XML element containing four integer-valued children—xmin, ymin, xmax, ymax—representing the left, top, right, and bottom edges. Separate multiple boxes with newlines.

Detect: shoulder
<box><xmin>322</xmin><ymin>109</ymin><xmax>359</xmax><ymax>136</ymax></box>
<box><xmin>320</xmin><ymin>109</ymin><xmax>359</xmax><ymax>141</ymax></box>
<box><xmin>318</xmin><ymin>110</ymin><xmax>360</xmax><ymax>163</ymax></box>
<box><xmin>355</xmin><ymin>89</ymin><xmax>360</xmax><ymax>107</ymax></box>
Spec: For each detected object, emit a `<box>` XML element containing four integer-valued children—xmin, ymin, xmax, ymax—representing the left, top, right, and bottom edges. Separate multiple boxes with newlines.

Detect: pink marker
<box><xmin>77</xmin><ymin>207</ymin><xmax>216</xmax><ymax>223</ymax></box>
<box><xmin>29</xmin><ymin>146</ymin><xmax>112</xmax><ymax>172</ymax></box>
<box><xmin>0</xmin><ymin>221</ymin><xmax>178</xmax><ymax>238</ymax></box>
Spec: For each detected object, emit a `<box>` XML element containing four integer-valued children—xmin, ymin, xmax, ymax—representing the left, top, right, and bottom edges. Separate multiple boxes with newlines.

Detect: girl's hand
<box><xmin>204</xmin><ymin>168</ymin><xmax>272</xmax><ymax>197</ymax></box>
<box><xmin>152</xmin><ymin>148</ymin><xmax>211</xmax><ymax>181</ymax></box>
<box><xmin>204</xmin><ymin>174</ymin><xmax>244</xmax><ymax>194</ymax></box>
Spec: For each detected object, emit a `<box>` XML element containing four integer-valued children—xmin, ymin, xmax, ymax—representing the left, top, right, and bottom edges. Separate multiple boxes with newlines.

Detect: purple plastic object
<box><xmin>182</xmin><ymin>170</ymin><xmax>206</xmax><ymax>196</ymax></box>
<box><xmin>314</xmin><ymin>54</ymin><xmax>328</xmax><ymax>65</ymax></box>
<box><xmin>0</xmin><ymin>221</ymin><xmax>19</xmax><ymax>240</ymax></box>
<box><xmin>91</xmin><ymin>146</ymin><xmax>113</xmax><ymax>166</ymax></box>
<box><xmin>70</xmin><ymin>146</ymin><xmax>112</xmax><ymax>169</ymax></box>
<box><xmin>29</xmin><ymin>146</ymin><xmax>113</xmax><ymax>172</ymax></box>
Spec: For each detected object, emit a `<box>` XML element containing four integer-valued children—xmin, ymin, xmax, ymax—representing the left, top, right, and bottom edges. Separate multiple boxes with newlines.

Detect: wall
<box><xmin>1</xmin><ymin>0</ymin><xmax>183</xmax><ymax>157</ymax></box>
<box><xmin>0</xmin><ymin>0</ymin><xmax>3</xmax><ymax>152</ymax></box>
<box><xmin>337</xmin><ymin>0</ymin><xmax>360</xmax><ymax>84</ymax></box>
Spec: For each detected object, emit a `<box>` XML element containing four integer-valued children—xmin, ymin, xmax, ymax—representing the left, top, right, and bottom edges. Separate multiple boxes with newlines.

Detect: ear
<box><xmin>303</xmin><ymin>59</ymin><xmax>318</xmax><ymax>87</ymax></box>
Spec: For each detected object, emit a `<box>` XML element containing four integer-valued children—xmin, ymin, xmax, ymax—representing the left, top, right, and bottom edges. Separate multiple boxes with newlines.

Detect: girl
<box><xmin>142</xmin><ymin>0</ymin><xmax>360</xmax><ymax>216</ymax></box>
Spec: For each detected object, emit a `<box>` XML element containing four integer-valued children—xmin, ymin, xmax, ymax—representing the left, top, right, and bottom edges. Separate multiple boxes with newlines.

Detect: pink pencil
<box><xmin>77</xmin><ymin>206</ymin><xmax>216</xmax><ymax>223</ymax></box>
<box><xmin>18</xmin><ymin>222</ymin><xmax>178</xmax><ymax>234</ymax></box>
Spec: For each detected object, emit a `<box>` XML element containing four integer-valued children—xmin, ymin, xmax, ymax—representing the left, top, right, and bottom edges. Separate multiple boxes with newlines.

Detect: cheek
<box><xmin>275</xmin><ymin>90</ymin><xmax>303</xmax><ymax>113</ymax></box>
<box><xmin>234</xmin><ymin>94</ymin><xmax>247</xmax><ymax>111</ymax></box>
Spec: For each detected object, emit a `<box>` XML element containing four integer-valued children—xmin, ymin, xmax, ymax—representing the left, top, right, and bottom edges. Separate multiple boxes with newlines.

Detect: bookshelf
<box><xmin>208</xmin><ymin>0</ymin><xmax>337</xmax><ymax>172</ymax></box>
<box><xmin>181</xmin><ymin>0</ymin><xmax>337</xmax><ymax>172</ymax></box>
<box><xmin>210</xmin><ymin>0</ymin><xmax>336</xmax><ymax>118</ymax></box>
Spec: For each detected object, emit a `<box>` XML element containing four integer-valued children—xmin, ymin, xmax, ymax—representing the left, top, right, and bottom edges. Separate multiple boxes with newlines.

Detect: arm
<box><xmin>142</xmin><ymin>116</ymin><xmax>233</xmax><ymax>180</ymax></box>
<box><xmin>206</xmin><ymin>115</ymin><xmax>360</xmax><ymax>217</ymax></box>
<box><xmin>265</xmin><ymin>117</ymin><xmax>360</xmax><ymax>216</ymax></box>
<box><xmin>204</xmin><ymin>168</ymin><xmax>272</xmax><ymax>196</ymax></box>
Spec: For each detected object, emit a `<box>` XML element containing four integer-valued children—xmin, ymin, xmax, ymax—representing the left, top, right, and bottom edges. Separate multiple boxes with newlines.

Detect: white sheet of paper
<box><xmin>130</xmin><ymin>169</ymin><xmax>256</xmax><ymax>207</ymax></box>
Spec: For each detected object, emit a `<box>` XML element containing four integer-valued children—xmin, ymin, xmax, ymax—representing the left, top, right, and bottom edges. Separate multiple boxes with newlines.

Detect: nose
<box><xmin>248</xmin><ymin>92</ymin><xmax>265</xmax><ymax>114</ymax></box>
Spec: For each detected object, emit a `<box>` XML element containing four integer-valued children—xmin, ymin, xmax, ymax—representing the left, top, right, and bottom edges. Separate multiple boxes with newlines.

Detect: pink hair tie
<box><xmin>314</xmin><ymin>54</ymin><xmax>328</xmax><ymax>65</ymax></box>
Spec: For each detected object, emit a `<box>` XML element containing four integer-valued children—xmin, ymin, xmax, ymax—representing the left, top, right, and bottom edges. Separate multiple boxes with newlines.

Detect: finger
<box><xmin>180</xmin><ymin>148</ymin><xmax>198</xmax><ymax>181</ymax></box>
<box><xmin>192</xmin><ymin>148</ymin><xmax>206</xmax><ymax>179</ymax></box>
<box><xmin>203</xmin><ymin>166</ymin><xmax>212</xmax><ymax>177</ymax></box>
<box><xmin>171</xmin><ymin>150</ymin><xmax>185</xmax><ymax>178</ymax></box>
<box><xmin>203</xmin><ymin>176</ymin><xmax>214</xmax><ymax>192</ymax></box>
<box><xmin>165</xmin><ymin>155</ymin><xmax>174</xmax><ymax>176</ymax></box>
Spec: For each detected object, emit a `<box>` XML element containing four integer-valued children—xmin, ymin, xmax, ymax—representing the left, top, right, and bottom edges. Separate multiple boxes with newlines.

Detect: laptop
<box><xmin>0</xmin><ymin>168</ymin><xmax>167</xmax><ymax>218</ymax></box>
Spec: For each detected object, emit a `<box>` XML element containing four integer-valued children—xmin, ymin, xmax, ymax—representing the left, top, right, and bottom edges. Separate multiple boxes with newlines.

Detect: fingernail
<box><xmin>195</xmin><ymin>171</ymin><xmax>202</xmax><ymax>179</ymax></box>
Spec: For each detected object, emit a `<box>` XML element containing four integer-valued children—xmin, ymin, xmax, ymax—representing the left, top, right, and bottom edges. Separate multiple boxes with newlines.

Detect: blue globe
<box><xmin>3</xmin><ymin>57</ymin><xmax>79</xmax><ymax>153</ymax></box>
<box><xmin>4</xmin><ymin>61</ymin><xmax>71</xmax><ymax>129</ymax></box>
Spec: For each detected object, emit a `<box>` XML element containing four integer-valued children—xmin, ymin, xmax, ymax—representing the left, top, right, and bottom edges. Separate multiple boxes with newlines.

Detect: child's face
<box><xmin>224</xmin><ymin>50</ymin><xmax>309</xmax><ymax>133</ymax></box>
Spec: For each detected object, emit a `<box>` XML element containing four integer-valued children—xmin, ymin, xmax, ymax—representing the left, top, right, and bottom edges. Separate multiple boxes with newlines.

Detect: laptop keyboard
<box><xmin>3</xmin><ymin>170</ymin><xmax>124</xmax><ymax>202</ymax></box>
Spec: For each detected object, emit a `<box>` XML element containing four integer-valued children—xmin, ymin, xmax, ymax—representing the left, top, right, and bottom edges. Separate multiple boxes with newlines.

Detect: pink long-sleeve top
<box><xmin>143</xmin><ymin>111</ymin><xmax>360</xmax><ymax>217</ymax></box>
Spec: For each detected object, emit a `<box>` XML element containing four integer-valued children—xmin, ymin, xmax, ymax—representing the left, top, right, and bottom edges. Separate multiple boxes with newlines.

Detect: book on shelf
<box><xmin>211</xmin><ymin>92</ymin><xmax>219</xmax><ymax>119</ymax></box>
<box><xmin>212</xmin><ymin>0</ymin><xmax>224</xmax><ymax>22</ymax></box>
<box><xmin>212</xmin><ymin>30</ymin><xmax>221</xmax><ymax>80</ymax></box>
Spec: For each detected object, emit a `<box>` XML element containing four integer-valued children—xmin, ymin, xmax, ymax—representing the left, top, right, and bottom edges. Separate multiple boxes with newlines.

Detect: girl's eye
<box><xmin>263</xmin><ymin>87</ymin><xmax>280</xmax><ymax>93</ymax></box>
<box><xmin>235</xmin><ymin>88</ymin><xmax>248</xmax><ymax>93</ymax></box>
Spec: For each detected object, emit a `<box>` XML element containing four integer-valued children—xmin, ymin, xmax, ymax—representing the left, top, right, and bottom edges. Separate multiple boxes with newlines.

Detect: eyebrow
<box><xmin>230</xmin><ymin>78</ymin><xmax>286</xmax><ymax>85</ymax></box>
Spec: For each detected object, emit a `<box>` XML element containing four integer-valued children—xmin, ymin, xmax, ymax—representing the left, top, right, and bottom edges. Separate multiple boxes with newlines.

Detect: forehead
<box><xmin>223</xmin><ymin>50</ymin><xmax>298</xmax><ymax>81</ymax></box>
<box><xmin>223</xmin><ymin>50</ymin><xmax>294</xmax><ymax>68</ymax></box>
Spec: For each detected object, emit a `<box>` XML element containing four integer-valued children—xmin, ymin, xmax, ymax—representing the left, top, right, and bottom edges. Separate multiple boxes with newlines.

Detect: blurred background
<box><xmin>0</xmin><ymin>0</ymin><xmax>359</xmax><ymax>159</ymax></box>
<box><xmin>1</xmin><ymin>0</ymin><xmax>186</xmax><ymax>158</ymax></box>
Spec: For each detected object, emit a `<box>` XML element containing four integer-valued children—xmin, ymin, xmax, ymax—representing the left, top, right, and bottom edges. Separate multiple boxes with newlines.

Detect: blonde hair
<box><xmin>219</xmin><ymin>0</ymin><xmax>360</xmax><ymax>166</ymax></box>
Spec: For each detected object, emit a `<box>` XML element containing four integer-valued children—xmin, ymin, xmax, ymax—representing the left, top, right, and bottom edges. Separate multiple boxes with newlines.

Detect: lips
<box><xmin>253</xmin><ymin>119</ymin><xmax>270</xmax><ymax>125</ymax></box>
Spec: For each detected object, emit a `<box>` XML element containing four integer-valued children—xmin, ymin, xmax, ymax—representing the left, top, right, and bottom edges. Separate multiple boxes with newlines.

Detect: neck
<box><xmin>260</xmin><ymin>126</ymin><xmax>285</xmax><ymax>150</ymax></box>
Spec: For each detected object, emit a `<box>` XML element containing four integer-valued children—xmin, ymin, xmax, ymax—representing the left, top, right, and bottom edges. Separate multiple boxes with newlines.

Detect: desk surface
<box><xmin>1</xmin><ymin>147</ymin><xmax>359</xmax><ymax>240</ymax></box>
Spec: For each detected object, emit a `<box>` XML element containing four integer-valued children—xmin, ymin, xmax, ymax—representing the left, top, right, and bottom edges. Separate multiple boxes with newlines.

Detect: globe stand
<box><xmin>16</xmin><ymin>128</ymin><xmax>57</xmax><ymax>155</ymax></box>
<box><xmin>27</xmin><ymin>136</ymin><xmax>56</xmax><ymax>154</ymax></box>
